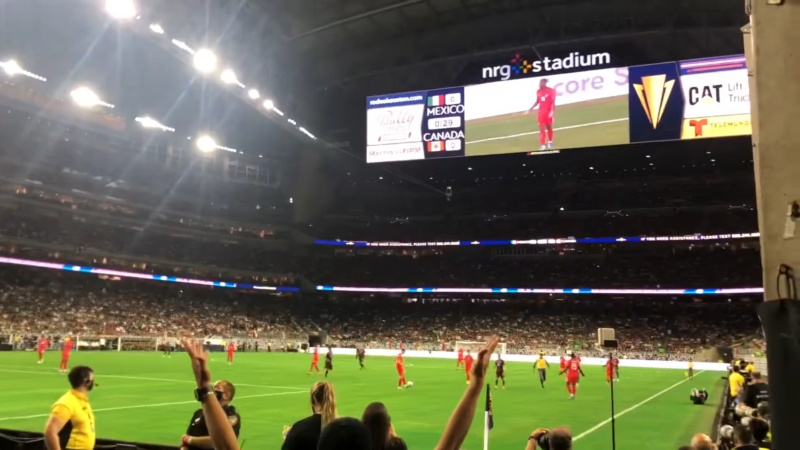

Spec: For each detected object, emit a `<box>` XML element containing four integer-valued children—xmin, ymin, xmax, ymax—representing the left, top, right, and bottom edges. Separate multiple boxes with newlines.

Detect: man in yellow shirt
<box><xmin>729</xmin><ymin>367</ymin><xmax>745</xmax><ymax>399</ymax></box>
<box><xmin>535</xmin><ymin>353</ymin><xmax>550</xmax><ymax>388</ymax></box>
<box><xmin>745</xmin><ymin>361</ymin><xmax>756</xmax><ymax>375</ymax></box>
<box><xmin>688</xmin><ymin>358</ymin><xmax>694</xmax><ymax>379</ymax></box>
<box><xmin>44</xmin><ymin>366</ymin><xmax>96</xmax><ymax>450</ymax></box>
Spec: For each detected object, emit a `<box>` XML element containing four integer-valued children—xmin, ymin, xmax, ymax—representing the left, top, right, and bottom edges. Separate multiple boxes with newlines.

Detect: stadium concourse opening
<box><xmin>0</xmin><ymin>0</ymin><xmax>786</xmax><ymax>450</ymax></box>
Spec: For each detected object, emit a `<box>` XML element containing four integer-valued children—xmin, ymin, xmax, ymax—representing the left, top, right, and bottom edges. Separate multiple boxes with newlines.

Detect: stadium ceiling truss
<box><xmin>154</xmin><ymin>0</ymin><xmax>746</xmax><ymax>125</ymax></box>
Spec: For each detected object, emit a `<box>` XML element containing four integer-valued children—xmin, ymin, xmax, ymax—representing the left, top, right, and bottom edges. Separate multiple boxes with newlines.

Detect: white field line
<box><xmin>0</xmin><ymin>390</ymin><xmax>305</xmax><ymax>422</ymax></box>
<box><xmin>574</xmin><ymin>370</ymin><xmax>705</xmax><ymax>441</ymax></box>
<box><xmin>466</xmin><ymin>117</ymin><xmax>629</xmax><ymax>145</ymax></box>
<box><xmin>0</xmin><ymin>368</ymin><xmax>308</xmax><ymax>391</ymax></box>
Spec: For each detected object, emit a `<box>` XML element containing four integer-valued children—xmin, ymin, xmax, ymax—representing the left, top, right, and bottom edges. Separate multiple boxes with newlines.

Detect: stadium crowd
<box><xmin>0</xmin><ymin>268</ymin><xmax>761</xmax><ymax>360</ymax></box>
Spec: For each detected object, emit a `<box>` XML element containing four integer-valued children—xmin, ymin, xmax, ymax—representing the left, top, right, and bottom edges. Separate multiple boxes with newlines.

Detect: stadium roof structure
<box><xmin>166</xmin><ymin>0</ymin><xmax>748</xmax><ymax>130</ymax></box>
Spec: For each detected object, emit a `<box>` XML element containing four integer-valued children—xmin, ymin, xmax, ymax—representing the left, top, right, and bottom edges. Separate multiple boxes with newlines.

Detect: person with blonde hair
<box><xmin>282</xmin><ymin>381</ymin><xmax>338</xmax><ymax>450</ymax></box>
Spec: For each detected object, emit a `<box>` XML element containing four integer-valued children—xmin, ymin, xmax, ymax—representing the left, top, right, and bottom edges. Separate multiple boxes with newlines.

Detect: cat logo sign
<box><xmin>633</xmin><ymin>74</ymin><xmax>676</xmax><ymax>129</ymax></box>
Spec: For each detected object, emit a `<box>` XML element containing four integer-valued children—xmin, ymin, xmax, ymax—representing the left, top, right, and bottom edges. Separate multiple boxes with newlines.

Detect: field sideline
<box><xmin>0</xmin><ymin>352</ymin><xmax>723</xmax><ymax>450</ymax></box>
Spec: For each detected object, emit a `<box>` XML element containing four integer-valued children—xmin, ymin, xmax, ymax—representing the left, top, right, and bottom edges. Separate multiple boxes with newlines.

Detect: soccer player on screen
<box><xmin>494</xmin><ymin>352</ymin><xmax>506</xmax><ymax>389</ymax></box>
<box><xmin>59</xmin><ymin>337</ymin><xmax>73</xmax><ymax>373</ymax></box>
<box><xmin>324</xmin><ymin>346</ymin><xmax>334</xmax><ymax>378</ymax></box>
<box><xmin>464</xmin><ymin>350</ymin><xmax>474</xmax><ymax>384</ymax></box>
<box><xmin>456</xmin><ymin>348</ymin><xmax>464</xmax><ymax>369</ymax></box>
<box><xmin>560</xmin><ymin>353</ymin><xmax>586</xmax><ymax>400</ymax></box>
<box><xmin>357</xmin><ymin>347</ymin><xmax>366</xmax><ymax>370</ymax></box>
<box><xmin>606</xmin><ymin>354</ymin><xmax>616</xmax><ymax>385</ymax></box>
<box><xmin>37</xmin><ymin>335</ymin><xmax>49</xmax><ymax>364</ymax></box>
<box><xmin>308</xmin><ymin>345</ymin><xmax>321</xmax><ymax>375</ymax></box>
<box><xmin>396</xmin><ymin>349</ymin><xmax>407</xmax><ymax>389</ymax></box>
<box><xmin>559</xmin><ymin>355</ymin><xmax>567</xmax><ymax>376</ymax></box>
<box><xmin>524</xmin><ymin>78</ymin><xmax>557</xmax><ymax>151</ymax></box>
<box><xmin>227</xmin><ymin>341</ymin><xmax>236</xmax><ymax>365</ymax></box>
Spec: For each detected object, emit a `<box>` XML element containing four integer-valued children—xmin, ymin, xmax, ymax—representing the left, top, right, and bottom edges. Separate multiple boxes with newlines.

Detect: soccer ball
<box><xmin>407</xmin><ymin>381</ymin><xmax>414</xmax><ymax>387</ymax></box>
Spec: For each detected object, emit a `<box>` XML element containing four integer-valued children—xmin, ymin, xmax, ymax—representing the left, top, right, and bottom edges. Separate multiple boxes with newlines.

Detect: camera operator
<box><xmin>181</xmin><ymin>380</ymin><xmax>240</xmax><ymax>450</ymax></box>
<box><xmin>731</xmin><ymin>424</ymin><xmax>759</xmax><ymax>450</ymax></box>
<box><xmin>526</xmin><ymin>427</ymin><xmax>572</xmax><ymax>450</ymax></box>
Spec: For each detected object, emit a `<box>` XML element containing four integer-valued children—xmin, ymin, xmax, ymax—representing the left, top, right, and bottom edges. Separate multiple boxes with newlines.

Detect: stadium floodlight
<box><xmin>288</xmin><ymin>118</ymin><xmax>297</xmax><ymax>125</ymax></box>
<box><xmin>193</xmin><ymin>49</ymin><xmax>218</xmax><ymax>74</ymax></box>
<box><xmin>298</xmin><ymin>127</ymin><xmax>316</xmax><ymax>140</ymax></box>
<box><xmin>105</xmin><ymin>0</ymin><xmax>137</xmax><ymax>19</ymax></box>
<box><xmin>262</xmin><ymin>99</ymin><xmax>274</xmax><ymax>110</ymax></box>
<box><xmin>247</xmin><ymin>89</ymin><xmax>260</xmax><ymax>99</ymax></box>
<box><xmin>272</xmin><ymin>107</ymin><xmax>284</xmax><ymax>116</ymax></box>
<box><xmin>196</xmin><ymin>135</ymin><xmax>236</xmax><ymax>153</ymax></box>
<box><xmin>149</xmin><ymin>24</ymin><xmax>164</xmax><ymax>34</ymax></box>
<box><xmin>135</xmin><ymin>116</ymin><xmax>175</xmax><ymax>132</ymax></box>
<box><xmin>220</xmin><ymin>69</ymin><xmax>244</xmax><ymax>88</ymax></box>
<box><xmin>172</xmin><ymin>39</ymin><xmax>195</xmax><ymax>55</ymax></box>
<box><xmin>0</xmin><ymin>60</ymin><xmax>47</xmax><ymax>81</ymax></box>
<box><xmin>70</xmin><ymin>87</ymin><xmax>114</xmax><ymax>108</ymax></box>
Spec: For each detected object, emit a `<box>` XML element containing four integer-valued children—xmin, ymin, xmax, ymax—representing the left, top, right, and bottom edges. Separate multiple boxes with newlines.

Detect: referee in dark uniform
<box><xmin>181</xmin><ymin>381</ymin><xmax>241</xmax><ymax>450</ymax></box>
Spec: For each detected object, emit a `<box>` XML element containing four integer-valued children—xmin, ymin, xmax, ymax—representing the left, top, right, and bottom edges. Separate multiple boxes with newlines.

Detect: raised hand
<box><xmin>182</xmin><ymin>338</ymin><xmax>211</xmax><ymax>388</ymax></box>
<box><xmin>470</xmin><ymin>336</ymin><xmax>500</xmax><ymax>385</ymax></box>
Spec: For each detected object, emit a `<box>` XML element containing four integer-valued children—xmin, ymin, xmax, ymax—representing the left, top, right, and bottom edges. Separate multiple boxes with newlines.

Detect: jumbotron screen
<box><xmin>365</xmin><ymin>54</ymin><xmax>750</xmax><ymax>163</ymax></box>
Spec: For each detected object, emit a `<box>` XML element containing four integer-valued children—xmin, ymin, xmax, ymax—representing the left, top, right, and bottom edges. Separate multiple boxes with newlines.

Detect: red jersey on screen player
<box><xmin>464</xmin><ymin>351</ymin><xmax>474</xmax><ymax>384</ymax></box>
<box><xmin>456</xmin><ymin>348</ymin><xmax>464</xmax><ymax>368</ymax></box>
<box><xmin>396</xmin><ymin>349</ymin><xmax>408</xmax><ymax>389</ymax></box>
<box><xmin>524</xmin><ymin>79</ymin><xmax>557</xmax><ymax>151</ymax></box>
<box><xmin>60</xmin><ymin>337</ymin><xmax>73</xmax><ymax>373</ymax></box>
<box><xmin>37</xmin><ymin>336</ymin><xmax>49</xmax><ymax>364</ymax></box>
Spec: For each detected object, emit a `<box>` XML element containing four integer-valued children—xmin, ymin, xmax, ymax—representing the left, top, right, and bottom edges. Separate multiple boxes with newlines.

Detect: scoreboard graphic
<box><xmin>366</xmin><ymin>54</ymin><xmax>751</xmax><ymax>163</ymax></box>
<box><xmin>366</xmin><ymin>88</ymin><xmax>466</xmax><ymax>163</ymax></box>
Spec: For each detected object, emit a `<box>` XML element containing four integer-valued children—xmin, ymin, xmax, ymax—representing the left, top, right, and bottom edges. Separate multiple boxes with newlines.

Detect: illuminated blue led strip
<box><xmin>0</xmin><ymin>256</ymin><xmax>300</xmax><ymax>292</ymax></box>
<box><xmin>314</xmin><ymin>232</ymin><xmax>759</xmax><ymax>247</ymax></box>
<box><xmin>315</xmin><ymin>285</ymin><xmax>763</xmax><ymax>295</ymax></box>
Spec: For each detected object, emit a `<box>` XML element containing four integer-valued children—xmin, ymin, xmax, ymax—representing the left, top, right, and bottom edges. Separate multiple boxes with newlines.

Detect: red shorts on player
<box><xmin>538</xmin><ymin>115</ymin><xmax>553</xmax><ymax>127</ymax></box>
<box><xmin>567</xmin><ymin>374</ymin><xmax>579</xmax><ymax>384</ymax></box>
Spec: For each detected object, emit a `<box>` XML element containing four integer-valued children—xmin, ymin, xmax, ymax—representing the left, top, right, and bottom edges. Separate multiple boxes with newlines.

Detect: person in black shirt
<box><xmin>282</xmin><ymin>381</ymin><xmax>338</xmax><ymax>450</ymax></box>
<box><xmin>356</xmin><ymin>348</ymin><xmax>366</xmax><ymax>370</ymax></box>
<box><xmin>494</xmin><ymin>353</ymin><xmax>506</xmax><ymax>389</ymax></box>
<box><xmin>181</xmin><ymin>380</ymin><xmax>240</xmax><ymax>450</ymax></box>
<box><xmin>325</xmin><ymin>347</ymin><xmax>334</xmax><ymax>378</ymax></box>
<box><xmin>742</xmin><ymin>372</ymin><xmax>769</xmax><ymax>409</ymax></box>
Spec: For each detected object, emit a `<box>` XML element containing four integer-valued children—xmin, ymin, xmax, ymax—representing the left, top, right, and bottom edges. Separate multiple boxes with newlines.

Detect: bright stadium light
<box><xmin>149</xmin><ymin>24</ymin><xmax>164</xmax><ymax>34</ymax></box>
<box><xmin>288</xmin><ymin>118</ymin><xmax>297</xmax><ymax>125</ymax></box>
<box><xmin>193</xmin><ymin>49</ymin><xmax>217</xmax><ymax>74</ymax></box>
<box><xmin>172</xmin><ymin>39</ymin><xmax>195</xmax><ymax>55</ymax></box>
<box><xmin>299</xmin><ymin>127</ymin><xmax>316</xmax><ymax>140</ymax></box>
<box><xmin>262</xmin><ymin>99</ymin><xmax>274</xmax><ymax>110</ymax></box>
<box><xmin>70</xmin><ymin>87</ymin><xmax>114</xmax><ymax>108</ymax></box>
<box><xmin>272</xmin><ymin>107</ymin><xmax>284</xmax><ymax>116</ymax></box>
<box><xmin>0</xmin><ymin>60</ymin><xmax>46</xmax><ymax>81</ymax></box>
<box><xmin>220</xmin><ymin>69</ymin><xmax>244</xmax><ymax>88</ymax></box>
<box><xmin>247</xmin><ymin>89</ymin><xmax>260</xmax><ymax>99</ymax></box>
<box><xmin>135</xmin><ymin>116</ymin><xmax>175</xmax><ymax>132</ymax></box>
<box><xmin>196</xmin><ymin>135</ymin><xmax>237</xmax><ymax>153</ymax></box>
<box><xmin>105</xmin><ymin>0</ymin><xmax>137</xmax><ymax>19</ymax></box>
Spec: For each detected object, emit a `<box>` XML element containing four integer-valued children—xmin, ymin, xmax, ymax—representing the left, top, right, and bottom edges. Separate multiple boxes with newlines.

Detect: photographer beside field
<box><xmin>526</xmin><ymin>427</ymin><xmax>573</xmax><ymax>450</ymax></box>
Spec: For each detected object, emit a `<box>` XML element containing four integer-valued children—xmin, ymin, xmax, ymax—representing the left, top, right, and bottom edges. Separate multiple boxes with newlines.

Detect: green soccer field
<box><xmin>465</xmin><ymin>95</ymin><xmax>630</xmax><ymax>156</ymax></box>
<box><xmin>0</xmin><ymin>352</ymin><xmax>723</xmax><ymax>450</ymax></box>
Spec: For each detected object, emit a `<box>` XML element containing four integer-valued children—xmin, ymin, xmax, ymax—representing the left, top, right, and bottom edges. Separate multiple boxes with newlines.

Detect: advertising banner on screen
<box><xmin>678</xmin><ymin>55</ymin><xmax>751</xmax><ymax>140</ymax></box>
<box><xmin>464</xmin><ymin>67</ymin><xmax>630</xmax><ymax>156</ymax></box>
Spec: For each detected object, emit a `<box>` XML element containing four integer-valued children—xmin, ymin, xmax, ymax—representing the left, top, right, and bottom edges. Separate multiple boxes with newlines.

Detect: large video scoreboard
<box><xmin>366</xmin><ymin>54</ymin><xmax>750</xmax><ymax>163</ymax></box>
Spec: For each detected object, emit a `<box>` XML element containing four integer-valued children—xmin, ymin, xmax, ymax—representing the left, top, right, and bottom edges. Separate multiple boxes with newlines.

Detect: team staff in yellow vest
<box><xmin>44</xmin><ymin>366</ymin><xmax>96</xmax><ymax>450</ymax></box>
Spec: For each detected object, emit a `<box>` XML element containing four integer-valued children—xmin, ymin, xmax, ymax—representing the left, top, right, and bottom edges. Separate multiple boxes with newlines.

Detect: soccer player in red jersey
<box><xmin>227</xmin><ymin>341</ymin><xmax>236</xmax><ymax>365</ymax></box>
<box><xmin>308</xmin><ymin>345</ymin><xmax>321</xmax><ymax>375</ymax></box>
<box><xmin>395</xmin><ymin>349</ymin><xmax>407</xmax><ymax>389</ymax></box>
<box><xmin>523</xmin><ymin>78</ymin><xmax>557</xmax><ymax>151</ymax></box>
<box><xmin>559</xmin><ymin>355</ymin><xmax>567</xmax><ymax>375</ymax></box>
<box><xmin>37</xmin><ymin>336</ymin><xmax>49</xmax><ymax>364</ymax></box>
<box><xmin>456</xmin><ymin>348</ymin><xmax>464</xmax><ymax>369</ymax></box>
<box><xmin>464</xmin><ymin>350</ymin><xmax>474</xmax><ymax>384</ymax></box>
<box><xmin>560</xmin><ymin>353</ymin><xmax>586</xmax><ymax>400</ymax></box>
<box><xmin>59</xmin><ymin>337</ymin><xmax>73</xmax><ymax>373</ymax></box>
<box><xmin>606</xmin><ymin>354</ymin><xmax>616</xmax><ymax>385</ymax></box>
